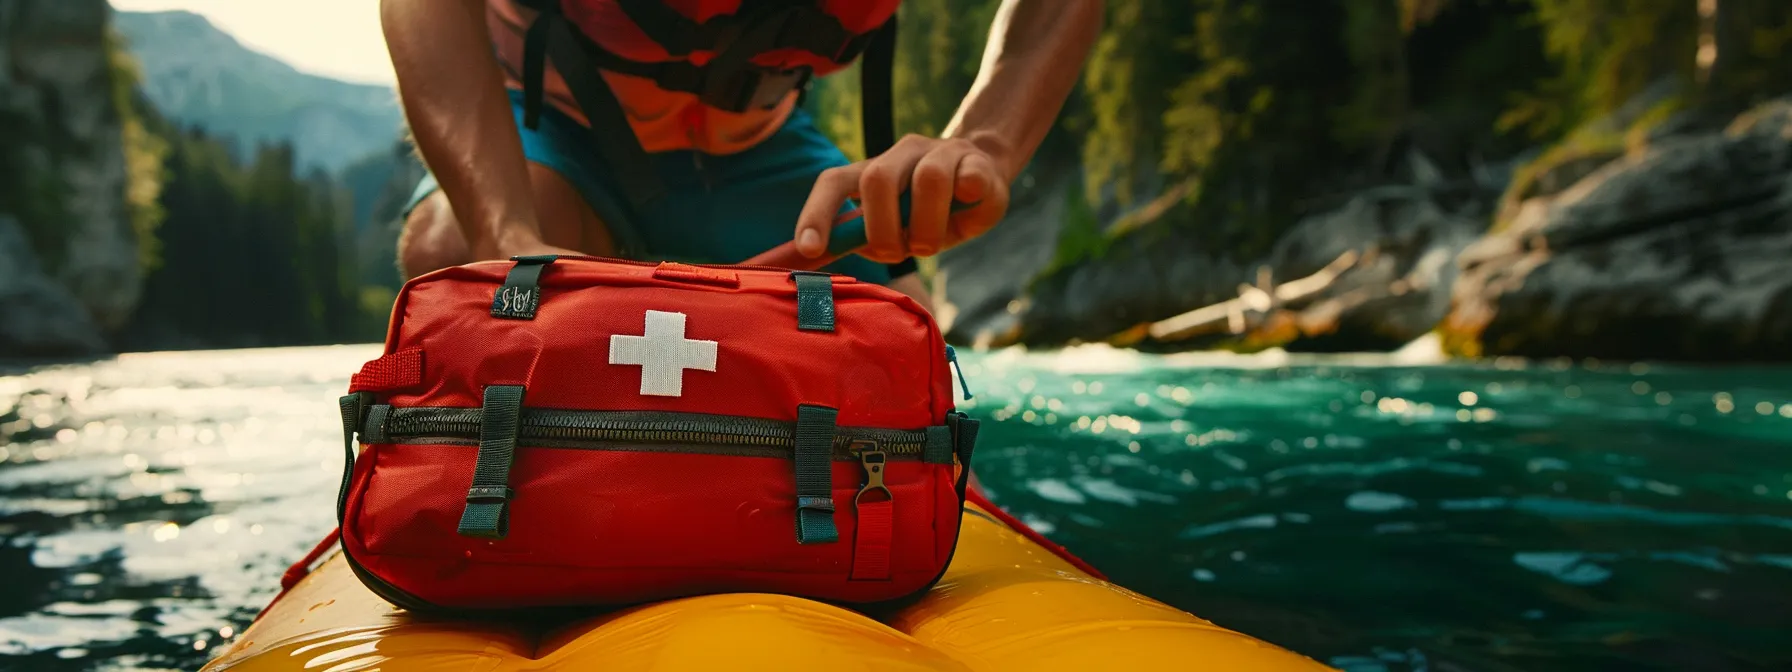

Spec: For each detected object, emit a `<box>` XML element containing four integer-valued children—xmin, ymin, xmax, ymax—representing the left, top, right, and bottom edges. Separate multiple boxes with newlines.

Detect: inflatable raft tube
<box><xmin>203</xmin><ymin>499</ymin><xmax>1329</xmax><ymax>671</ymax></box>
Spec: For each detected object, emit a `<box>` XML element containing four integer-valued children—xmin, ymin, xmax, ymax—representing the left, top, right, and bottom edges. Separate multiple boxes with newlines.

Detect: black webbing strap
<box><xmin>517</xmin><ymin>0</ymin><xmax>667</xmax><ymax>209</ymax></box>
<box><xmin>613</xmin><ymin>0</ymin><xmax>719</xmax><ymax>56</ymax></box>
<box><xmin>491</xmin><ymin>255</ymin><xmax>557</xmax><ymax>320</ymax></box>
<box><xmin>521</xmin><ymin>1</ymin><xmax>553</xmax><ymax>131</ymax></box>
<box><xmin>457</xmin><ymin>385</ymin><xmax>528</xmax><ymax>539</ymax></box>
<box><xmin>615</xmin><ymin>0</ymin><xmax>871</xmax><ymax>63</ymax></box>
<box><xmin>790</xmin><ymin>271</ymin><xmax>835</xmax><ymax>332</ymax></box>
<box><xmin>337</xmin><ymin>392</ymin><xmax>371</xmax><ymax>525</ymax></box>
<box><xmin>923</xmin><ymin>426</ymin><xmax>953</xmax><ymax>464</ymax></box>
<box><xmin>794</xmin><ymin>404</ymin><xmax>840</xmax><ymax>544</ymax></box>
<box><xmin>860</xmin><ymin>16</ymin><xmax>897</xmax><ymax>159</ymax></box>
<box><xmin>948</xmin><ymin>411</ymin><xmax>980</xmax><ymax>466</ymax></box>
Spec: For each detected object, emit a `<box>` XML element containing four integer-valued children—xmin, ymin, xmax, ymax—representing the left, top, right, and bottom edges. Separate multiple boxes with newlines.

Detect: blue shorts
<box><xmin>404</xmin><ymin>89</ymin><xmax>903</xmax><ymax>284</ymax></box>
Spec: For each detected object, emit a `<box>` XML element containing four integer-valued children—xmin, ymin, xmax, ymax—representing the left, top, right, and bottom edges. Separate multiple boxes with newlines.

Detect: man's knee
<box><xmin>396</xmin><ymin>193</ymin><xmax>468</xmax><ymax>281</ymax></box>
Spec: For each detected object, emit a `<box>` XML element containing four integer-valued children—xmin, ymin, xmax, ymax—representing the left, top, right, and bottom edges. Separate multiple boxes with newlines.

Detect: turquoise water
<box><xmin>2</xmin><ymin>345</ymin><xmax>1791</xmax><ymax>670</ymax></box>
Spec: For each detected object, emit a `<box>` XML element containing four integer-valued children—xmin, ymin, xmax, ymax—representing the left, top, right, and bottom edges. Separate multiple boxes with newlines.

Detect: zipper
<box><xmin>378</xmin><ymin>407</ymin><xmax>936</xmax><ymax>461</ymax></box>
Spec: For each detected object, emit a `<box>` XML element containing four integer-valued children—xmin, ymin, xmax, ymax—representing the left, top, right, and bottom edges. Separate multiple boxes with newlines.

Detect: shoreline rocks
<box><xmin>1441</xmin><ymin>98</ymin><xmax>1792</xmax><ymax>361</ymax></box>
<box><xmin>0</xmin><ymin>1</ymin><xmax>141</xmax><ymax>358</ymax></box>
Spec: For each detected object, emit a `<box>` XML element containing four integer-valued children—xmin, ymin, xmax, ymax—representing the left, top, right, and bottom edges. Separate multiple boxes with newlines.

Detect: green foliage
<box><xmin>1499</xmin><ymin>0</ymin><xmax>1698</xmax><ymax>140</ymax></box>
<box><xmin>802</xmin><ymin>0</ymin><xmax>1003</xmax><ymax>160</ymax></box>
<box><xmin>1705</xmin><ymin>1</ymin><xmax>1792</xmax><ymax>110</ymax></box>
<box><xmin>0</xmin><ymin>130</ymin><xmax>72</xmax><ymax>270</ymax></box>
<box><xmin>1083</xmin><ymin>0</ymin><xmax>1196</xmax><ymax>205</ymax></box>
<box><xmin>1044</xmin><ymin>185</ymin><xmax>1109</xmax><ymax>275</ymax></box>
<box><xmin>1334</xmin><ymin>0</ymin><xmax>1409</xmax><ymax>154</ymax></box>
<box><xmin>119</xmin><ymin>123</ymin><xmax>377</xmax><ymax>349</ymax></box>
<box><xmin>106</xmin><ymin>25</ymin><xmax>170</xmax><ymax>272</ymax></box>
<box><xmin>798</xmin><ymin>0</ymin><xmax>1792</xmax><ymax>288</ymax></box>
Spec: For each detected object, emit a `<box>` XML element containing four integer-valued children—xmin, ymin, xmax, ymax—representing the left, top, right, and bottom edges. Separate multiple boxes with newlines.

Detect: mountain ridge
<box><xmin>111</xmin><ymin>9</ymin><xmax>402</xmax><ymax>173</ymax></box>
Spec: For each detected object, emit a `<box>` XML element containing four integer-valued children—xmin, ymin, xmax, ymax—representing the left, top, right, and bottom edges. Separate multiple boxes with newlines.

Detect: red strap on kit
<box><xmin>965</xmin><ymin>488</ymin><xmax>1107</xmax><ymax>580</ymax></box>
<box><xmin>348</xmin><ymin>348</ymin><xmax>424</xmax><ymax>393</ymax></box>
<box><xmin>255</xmin><ymin>528</ymin><xmax>341</xmax><ymax>621</ymax></box>
<box><xmin>851</xmin><ymin>498</ymin><xmax>893</xmax><ymax>580</ymax></box>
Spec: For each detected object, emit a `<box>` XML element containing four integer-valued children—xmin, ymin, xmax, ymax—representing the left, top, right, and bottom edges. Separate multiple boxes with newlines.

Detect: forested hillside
<box><xmin>115</xmin><ymin>116</ymin><xmax>381</xmax><ymax>350</ymax></box>
<box><xmin>804</xmin><ymin>0</ymin><xmax>1792</xmax><ymax>359</ymax></box>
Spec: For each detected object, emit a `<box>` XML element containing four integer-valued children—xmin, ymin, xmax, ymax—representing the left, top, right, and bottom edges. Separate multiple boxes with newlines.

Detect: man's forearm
<box><xmin>944</xmin><ymin>0</ymin><xmax>1103</xmax><ymax>182</ymax></box>
<box><xmin>383</xmin><ymin>0</ymin><xmax>542</xmax><ymax>257</ymax></box>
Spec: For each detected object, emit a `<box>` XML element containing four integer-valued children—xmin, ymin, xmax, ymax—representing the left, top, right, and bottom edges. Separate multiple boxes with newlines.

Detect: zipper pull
<box><xmin>852</xmin><ymin>442</ymin><xmax>893</xmax><ymax>581</ymax></box>
<box><xmin>855</xmin><ymin>443</ymin><xmax>889</xmax><ymax>499</ymax></box>
<box><xmin>945</xmin><ymin>345</ymin><xmax>973</xmax><ymax>400</ymax></box>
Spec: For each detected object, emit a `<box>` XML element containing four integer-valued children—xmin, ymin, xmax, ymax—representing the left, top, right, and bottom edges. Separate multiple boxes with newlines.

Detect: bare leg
<box><xmin>397</xmin><ymin>162</ymin><xmax>614</xmax><ymax>280</ymax></box>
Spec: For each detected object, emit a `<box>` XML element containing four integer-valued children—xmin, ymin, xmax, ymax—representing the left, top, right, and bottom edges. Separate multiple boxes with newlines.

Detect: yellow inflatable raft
<box><xmin>202</xmin><ymin>501</ymin><xmax>1329</xmax><ymax>671</ymax></box>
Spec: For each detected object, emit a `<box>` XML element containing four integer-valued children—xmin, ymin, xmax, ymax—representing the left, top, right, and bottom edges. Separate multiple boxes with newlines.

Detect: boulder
<box><xmin>1442</xmin><ymin>98</ymin><xmax>1792</xmax><ymax>361</ymax></box>
<box><xmin>1257</xmin><ymin>181</ymin><xmax>1489</xmax><ymax>352</ymax></box>
<box><xmin>0</xmin><ymin>216</ymin><xmax>108</xmax><ymax>356</ymax></box>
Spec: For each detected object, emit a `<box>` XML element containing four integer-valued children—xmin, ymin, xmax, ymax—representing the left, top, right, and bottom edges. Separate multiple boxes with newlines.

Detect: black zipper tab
<box><xmin>945</xmin><ymin>345</ymin><xmax>973</xmax><ymax>400</ymax></box>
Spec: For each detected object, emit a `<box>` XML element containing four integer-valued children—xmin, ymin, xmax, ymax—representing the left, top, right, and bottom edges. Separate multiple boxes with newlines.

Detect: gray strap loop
<box><xmin>790</xmin><ymin>272</ymin><xmax>835</xmax><ymax>332</ymax></box>
<box><xmin>457</xmin><ymin>385</ymin><xmax>528</xmax><ymax>538</ymax></box>
<box><xmin>794</xmin><ymin>404</ymin><xmax>840</xmax><ymax>544</ymax></box>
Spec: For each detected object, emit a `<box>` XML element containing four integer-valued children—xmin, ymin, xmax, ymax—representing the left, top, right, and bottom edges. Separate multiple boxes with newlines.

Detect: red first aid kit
<box><xmin>331</xmin><ymin>255</ymin><xmax>979</xmax><ymax>612</ymax></box>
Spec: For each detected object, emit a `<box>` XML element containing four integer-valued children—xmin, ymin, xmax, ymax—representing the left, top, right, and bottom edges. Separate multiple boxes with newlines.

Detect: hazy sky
<box><xmin>109</xmin><ymin>0</ymin><xmax>396</xmax><ymax>85</ymax></box>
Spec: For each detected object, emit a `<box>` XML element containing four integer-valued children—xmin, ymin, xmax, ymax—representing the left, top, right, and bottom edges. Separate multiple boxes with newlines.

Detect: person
<box><xmin>382</xmin><ymin>0</ymin><xmax>1101</xmax><ymax>308</ymax></box>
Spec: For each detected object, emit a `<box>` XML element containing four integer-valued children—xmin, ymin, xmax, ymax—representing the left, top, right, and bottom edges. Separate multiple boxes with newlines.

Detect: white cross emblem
<box><xmin>608</xmin><ymin>310</ymin><xmax>718</xmax><ymax>397</ymax></box>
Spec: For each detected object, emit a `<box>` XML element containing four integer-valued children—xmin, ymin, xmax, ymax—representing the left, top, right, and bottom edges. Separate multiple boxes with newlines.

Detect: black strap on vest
<box><xmin>860</xmin><ymin>15</ymin><xmax>897</xmax><ymax>159</ymax></box>
<box><xmin>615</xmin><ymin>0</ymin><xmax>876</xmax><ymax>62</ymax></box>
<box><xmin>457</xmin><ymin>385</ymin><xmax>528</xmax><ymax>539</ymax></box>
<box><xmin>520</xmin><ymin>2</ymin><xmax>668</xmax><ymax>209</ymax></box>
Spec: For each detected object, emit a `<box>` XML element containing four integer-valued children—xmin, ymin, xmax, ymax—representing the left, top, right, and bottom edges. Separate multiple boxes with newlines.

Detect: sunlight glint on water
<box><xmin>3</xmin><ymin>344</ymin><xmax>1792</xmax><ymax>671</ymax></box>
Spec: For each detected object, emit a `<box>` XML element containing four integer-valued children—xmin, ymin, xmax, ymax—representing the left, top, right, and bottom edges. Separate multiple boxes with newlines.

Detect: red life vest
<box><xmin>555</xmin><ymin>1</ymin><xmax>901</xmax><ymax>82</ymax></box>
<box><xmin>515</xmin><ymin>0</ymin><xmax>903</xmax><ymax>208</ymax></box>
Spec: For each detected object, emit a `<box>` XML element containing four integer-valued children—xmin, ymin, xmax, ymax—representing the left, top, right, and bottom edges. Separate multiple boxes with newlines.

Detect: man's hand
<box><xmin>794</xmin><ymin>134</ymin><xmax>1012</xmax><ymax>264</ymax></box>
<box><xmin>481</xmin><ymin>225</ymin><xmax>582</xmax><ymax>261</ymax></box>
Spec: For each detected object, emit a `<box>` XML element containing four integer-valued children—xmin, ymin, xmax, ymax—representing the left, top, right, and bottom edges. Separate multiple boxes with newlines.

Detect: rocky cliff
<box><xmin>1442</xmin><ymin>99</ymin><xmax>1792</xmax><ymax>361</ymax></box>
<box><xmin>0</xmin><ymin>1</ymin><xmax>146</xmax><ymax>357</ymax></box>
<box><xmin>947</xmin><ymin>96</ymin><xmax>1792</xmax><ymax>362</ymax></box>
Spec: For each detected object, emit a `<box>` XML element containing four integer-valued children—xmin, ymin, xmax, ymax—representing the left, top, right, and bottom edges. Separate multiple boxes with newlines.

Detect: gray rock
<box><xmin>1444</xmin><ymin>98</ymin><xmax>1792</xmax><ymax>361</ymax></box>
<box><xmin>997</xmin><ymin>151</ymin><xmax>1498</xmax><ymax>352</ymax></box>
<box><xmin>1260</xmin><ymin>184</ymin><xmax>1487</xmax><ymax>351</ymax></box>
<box><xmin>0</xmin><ymin>0</ymin><xmax>142</xmax><ymax>352</ymax></box>
<box><xmin>0</xmin><ymin>216</ymin><xmax>108</xmax><ymax>356</ymax></box>
<box><xmin>934</xmin><ymin>160</ymin><xmax>1072</xmax><ymax>347</ymax></box>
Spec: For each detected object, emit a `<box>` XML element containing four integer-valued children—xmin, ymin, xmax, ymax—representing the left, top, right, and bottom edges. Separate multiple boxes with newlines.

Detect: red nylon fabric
<box><xmin>559</xmin><ymin>0</ymin><xmax>901</xmax><ymax>73</ymax></box>
<box><xmin>652</xmin><ymin>261</ymin><xmax>739</xmax><ymax>287</ymax></box>
<box><xmin>340</xmin><ymin>257</ymin><xmax>963</xmax><ymax>610</ymax></box>
<box><xmin>850</xmin><ymin>496</ymin><xmax>893</xmax><ymax>580</ymax></box>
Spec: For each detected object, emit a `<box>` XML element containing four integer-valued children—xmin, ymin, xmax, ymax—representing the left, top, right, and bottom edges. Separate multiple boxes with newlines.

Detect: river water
<box><xmin>2</xmin><ymin>344</ymin><xmax>1790</xmax><ymax>671</ymax></box>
